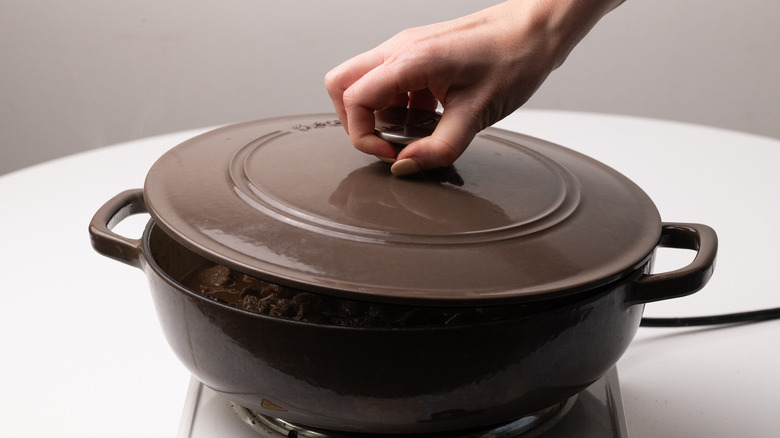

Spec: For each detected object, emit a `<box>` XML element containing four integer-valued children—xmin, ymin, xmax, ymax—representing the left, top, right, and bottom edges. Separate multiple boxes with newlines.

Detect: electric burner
<box><xmin>178</xmin><ymin>367</ymin><xmax>627</xmax><ymax>438</ymax></box>
<box><xmin>231</xmin><ymin>397</ymin><xmax>573</xmax><ymax>437</ymax></box>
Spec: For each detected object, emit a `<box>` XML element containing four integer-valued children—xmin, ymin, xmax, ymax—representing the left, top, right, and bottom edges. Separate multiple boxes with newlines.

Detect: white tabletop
<box><xmin>2</xmin><ymin>110</ymin><xmax>778</xmax><ymax>437</ymax></box>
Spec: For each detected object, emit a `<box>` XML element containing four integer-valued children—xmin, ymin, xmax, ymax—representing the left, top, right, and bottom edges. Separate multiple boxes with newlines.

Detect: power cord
<box><xmin>640</xmin><ymin>306</ymin><xmax>780</xmax><ymax>327</ymax></box>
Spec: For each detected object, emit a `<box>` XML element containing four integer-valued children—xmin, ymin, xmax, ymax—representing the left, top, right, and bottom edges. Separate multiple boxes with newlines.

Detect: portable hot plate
<box><xmin>177</xmin><ymin>367</ymin><xmax>628</xmax><ymax>438</ymax></box>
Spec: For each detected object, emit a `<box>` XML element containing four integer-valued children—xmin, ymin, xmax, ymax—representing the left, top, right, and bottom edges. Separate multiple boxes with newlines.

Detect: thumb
<box><xmin>391</xmin><ymin>108</ymin><xmax>480</xmax><ymax>176</ymax></box>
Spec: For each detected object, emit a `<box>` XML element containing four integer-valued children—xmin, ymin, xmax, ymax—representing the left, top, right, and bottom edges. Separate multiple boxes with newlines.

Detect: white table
<box><xmin>2</xmin><ymin>110</ymin><xmax>778</xmax><ymax>437</ymax></box>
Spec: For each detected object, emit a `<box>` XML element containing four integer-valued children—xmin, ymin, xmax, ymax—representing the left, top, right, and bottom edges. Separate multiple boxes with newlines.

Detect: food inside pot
<box><xmin>151</xmin><ymin>223</ymin><xmax>602</xmax><ymax>329</ymax></box>
<box><xmin>182</xmin><ymin>263</ymin><xmax>515</xmax><ymax>328</ymax></box>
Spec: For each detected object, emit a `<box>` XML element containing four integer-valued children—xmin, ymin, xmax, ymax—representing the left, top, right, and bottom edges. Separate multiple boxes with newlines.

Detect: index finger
<box><xmin>342</xmin><ymin>60</ymin><xmax>432</xmax><ymax>158</ymax></box>
<box><xmin>324</xmin><ymin>49</ymin><xmax>386</xmax><ymax>131</ymax></box>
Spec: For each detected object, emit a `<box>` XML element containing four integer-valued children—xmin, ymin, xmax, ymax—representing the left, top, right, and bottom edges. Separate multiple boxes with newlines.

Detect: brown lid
<box><xmin>144</xmin><ymin>113</ymin><xmax>661</xmax><ymax>305</ymax></box>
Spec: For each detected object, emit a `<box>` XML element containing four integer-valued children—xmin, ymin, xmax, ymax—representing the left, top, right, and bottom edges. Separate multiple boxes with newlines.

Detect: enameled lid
<box><xmin>144</xmin><ymin>113</ymin><xmax>661</xmax><ymax>305</ymax></box>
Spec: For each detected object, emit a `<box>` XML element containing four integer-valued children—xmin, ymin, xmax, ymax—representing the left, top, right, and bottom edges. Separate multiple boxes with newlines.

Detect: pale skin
<box><xmin>324</xmin><ymin>0</ymin><xmax>626</xmax><ymax>175</ymax></box>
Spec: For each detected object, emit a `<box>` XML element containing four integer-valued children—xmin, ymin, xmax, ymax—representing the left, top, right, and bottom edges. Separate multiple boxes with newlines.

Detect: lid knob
<box><xmin>374</xmin><ymin>108</ymin><xmax>441</xmax><ymax>146</ymax></box>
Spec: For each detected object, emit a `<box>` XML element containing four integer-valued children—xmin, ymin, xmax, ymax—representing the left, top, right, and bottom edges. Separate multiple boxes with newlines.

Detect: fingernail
<box><xmin>391</xmin><ymin>158</ymin><xmax>421</xmax><ymax>176</ymax></box>
<box><xmin>376</xmin><ymin>155</ymin><xmax>397</xmax><ymax>164</ymax></box>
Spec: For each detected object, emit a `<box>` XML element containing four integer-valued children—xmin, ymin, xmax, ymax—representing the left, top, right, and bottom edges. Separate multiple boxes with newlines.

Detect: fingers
<box><xmin>326</xmin><ymin>52</ymin><xmax>405</xmax><ymax>160</ymax></box>
<box><xmin>391</xmin><ymin>106</ymin><xmax>480</xmax><ymax>176</ymax></box>
<box><xmin>324</xmin><ymin>23</ymin><xmax>487</xmax><ymax>174</ymax></box>
<box><xmin>327</xmin><ymin>53</ymin><xmax>480</xmax><ymax>175</ymax></box>
<box><xmin>339</xmin><ymin>57</ymin><xmax>434</xmax><ymax>160</ymax></box>
<box><xmin>324</xmin><ymin>49</ymin><xmax>387</xmax><ymax>132</ymax></box>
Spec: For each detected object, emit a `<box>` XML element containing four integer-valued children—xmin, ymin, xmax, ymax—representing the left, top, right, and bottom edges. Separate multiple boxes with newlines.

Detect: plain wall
<box><xmin>2</xmin><ymin>0</ymin><xmax>778</xmax><ymax>175</ymax></box>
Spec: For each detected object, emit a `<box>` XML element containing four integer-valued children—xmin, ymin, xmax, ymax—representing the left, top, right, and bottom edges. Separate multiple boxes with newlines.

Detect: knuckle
<box><xmin>323</xmin><ymin>71</ymin><xmax>337</xmax><ymax>89</ymax></box>
<box><xmin>341</xmin><ymin>88</ymin><xmax>361</xmax><ymax>111</ymax></box>
<box><xmin>323</xmin><ymin>68</ymin><xmax>343</xmax><ymax>90</ymax></box>
<box><xmin>428</xmin><ymin>137</ymin><xmax>462</xmax><ymax>167</ymax></box>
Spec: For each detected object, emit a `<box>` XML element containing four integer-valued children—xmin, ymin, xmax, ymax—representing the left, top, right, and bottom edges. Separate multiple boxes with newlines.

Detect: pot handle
<box><xmin>89</xmin><ymin>189</ymin><xmax>147</xmax><ymax>269</ymax></box>
<box><xmin>626</xmin><ymin>223</ymin><xmax>718</xmax><ymax>305</ymax></box>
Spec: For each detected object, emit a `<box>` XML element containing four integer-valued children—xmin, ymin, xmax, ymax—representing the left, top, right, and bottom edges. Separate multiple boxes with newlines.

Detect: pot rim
<box><xmin>141</xmin><ymin>219</ymin><xmax>649</xmax><ymax>330</ymax></box>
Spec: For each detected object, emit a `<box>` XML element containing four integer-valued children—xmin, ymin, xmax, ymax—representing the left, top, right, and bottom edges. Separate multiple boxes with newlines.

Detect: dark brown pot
<box><xmin>90</xmin><ymin>114</ymin><xmax>716</xmax><ymax>433</ymax></box>
<box><xmin>90</xmin><ymin>189</ymin><xmax>715</xmax><ymax>434</ymax></box>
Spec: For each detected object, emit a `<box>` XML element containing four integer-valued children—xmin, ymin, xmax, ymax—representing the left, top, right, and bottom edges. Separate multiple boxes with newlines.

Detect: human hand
<box><xmin>324</xmin><ymin>0</ymin><xmax>624</xmax><ymax>175</ymax></box>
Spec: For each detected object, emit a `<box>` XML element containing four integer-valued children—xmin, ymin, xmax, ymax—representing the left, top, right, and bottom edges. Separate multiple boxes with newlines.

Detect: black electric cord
<box><xmin>640</xmin><ymin>306</ymin><xmax>780</xmax><ymax>327</ymax></box>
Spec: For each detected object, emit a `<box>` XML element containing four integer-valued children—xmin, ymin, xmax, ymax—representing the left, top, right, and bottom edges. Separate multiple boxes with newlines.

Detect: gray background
<box><xmin>2</xmin><ymin>1</ymin><xmax>778</xmax><ymax>175</ymax></box>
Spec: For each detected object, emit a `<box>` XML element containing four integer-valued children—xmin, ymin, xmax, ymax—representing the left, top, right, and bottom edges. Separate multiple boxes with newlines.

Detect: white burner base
<box><xmin>178</xmin><ymin>367</ymin><xmax>627</xmax><ymax>438</ymax></box>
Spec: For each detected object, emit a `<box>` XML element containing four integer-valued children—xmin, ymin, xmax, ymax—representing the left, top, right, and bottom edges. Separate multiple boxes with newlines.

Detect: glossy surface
<box><xmin>141</xmin><ymin>221</ymin><xmax>645</xmax><ymax>433</ymax></box>
<box><xmin>374</xmin><ymin>107</ymin><xmax>441</xmax><ymax>144</ymax></box>
<box><xmin>143</xmin><ymin>114</ymin><xmax>663</xmax><ymax>305</ymax></box>
<box><xmin>88</xmin><ymin>197</ymin><xmax>712</xmax><ymax>433</ymax></box>
<box><xmin>86</xmin><ymin>113</ymin><xmax>715</xmax><ymax>433</ymax></box>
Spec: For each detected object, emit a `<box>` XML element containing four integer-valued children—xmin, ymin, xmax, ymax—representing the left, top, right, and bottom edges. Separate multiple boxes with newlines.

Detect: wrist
<box><xmin>502</xmin><ymin>0</ymin><xmax>624</xmax><ymax>69</ymax></box>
